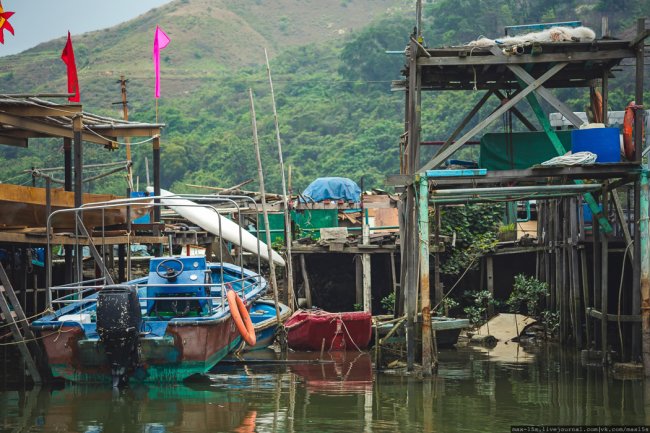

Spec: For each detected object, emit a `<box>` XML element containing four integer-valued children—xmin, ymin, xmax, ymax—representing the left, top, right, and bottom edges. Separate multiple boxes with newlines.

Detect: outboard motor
<box><xmin>96</xmin><ymin>285</ymin><xmax>142</xmax><ymax>388</ymax></box>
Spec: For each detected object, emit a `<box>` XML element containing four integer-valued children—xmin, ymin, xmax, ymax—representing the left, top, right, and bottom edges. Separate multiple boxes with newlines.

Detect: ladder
<box><xmin>0</xmin><ymin>262</ymin><xmax>43</xmax><ymax>384</ymax></box>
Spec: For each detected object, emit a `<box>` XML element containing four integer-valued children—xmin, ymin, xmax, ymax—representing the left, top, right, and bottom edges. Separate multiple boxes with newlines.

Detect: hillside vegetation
<box><xmin>0</xmin><ymin>0</ymin><xmax>648</xmax><ymax>195</ymax></box>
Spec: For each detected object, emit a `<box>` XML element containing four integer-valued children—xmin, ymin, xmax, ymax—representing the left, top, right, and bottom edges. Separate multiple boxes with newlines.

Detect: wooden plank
<box><xmin>0</xmin><ymin>112</ymin><xmax>114</xmax><ymax>146</ymax></box>
<box><xmin>0</xmin><ymin>135</ymin><xmax>27</xmax><ymax>147</ymax></box>
<box><xmin>507</xmin><ymin>63</ymin><xmax>585</xmax><ymax>127</ymax></box>
<box><xmin>0</xmin><ymin>104</ymin><xmax>82</xmax><ymax>117</ymax></box>
<box><xmin>587</xmin><ymin>308</ymin><xmax>641</xmax><ymax>322</ymax></box>
<box><xmin>419</xmin><ymin>62</ymin><xmax>568</xmax><ymax>171</ymax></box>
<box><xmin>417</xmin><ymin>49</ymin><xmax>634</xmax><ymax>67</ymax></box>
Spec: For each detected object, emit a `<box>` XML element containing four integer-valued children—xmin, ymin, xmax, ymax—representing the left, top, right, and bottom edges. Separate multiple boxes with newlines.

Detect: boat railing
<box><xmin>47</xmin><ymin>277</ymin><xmax>261</xmax><ymax>315</ymax></box>
<box><xmin>45</xmin><ymin>194</ymin><xmax>267</xmax><ymax>311</ymax></box>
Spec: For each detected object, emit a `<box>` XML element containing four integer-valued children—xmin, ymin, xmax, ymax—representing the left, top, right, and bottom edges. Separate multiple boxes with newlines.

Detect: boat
<box><xmin>246</xmin><ymin>299</ymin><xmax>292</xmax><ymax>351</ymax></box>
<box><xmin>284</xmin><ymin>310</ymin><xmax>372</xmax><ymax>351</ymax></box>
<box><xmin>376</xmin><ymin>315</ymin><xmax>470</xmax><ymax>348</ymax></box>
<box><xmin>32</xmin><ymin>255</ymin><xmax>266</xmax><ymax>385</ymax></box>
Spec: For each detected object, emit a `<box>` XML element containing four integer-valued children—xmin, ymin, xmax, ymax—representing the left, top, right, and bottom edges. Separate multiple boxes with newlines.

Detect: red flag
<box><xmin>61</xmin><ymin>32</ymin><xmax>80</xmax><ymax>103</ymax></box>
<box><xmin>0</xmin><ymin>1</ymin><xmax>15</xmax><ymax>45</ymax></box>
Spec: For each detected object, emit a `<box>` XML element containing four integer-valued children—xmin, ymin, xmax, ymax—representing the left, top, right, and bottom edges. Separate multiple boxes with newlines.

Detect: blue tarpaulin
<box><xmin>301</xmin><ymin>177</ymin><xmax>361</xmax><ymax>202</ymax></box>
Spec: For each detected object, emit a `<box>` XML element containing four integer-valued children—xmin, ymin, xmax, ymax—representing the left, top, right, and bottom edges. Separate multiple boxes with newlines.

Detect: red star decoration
<box><xmin>0</xmin><ymin>2</ymin><xmax>15</xmax><ymax>45</ymax></box>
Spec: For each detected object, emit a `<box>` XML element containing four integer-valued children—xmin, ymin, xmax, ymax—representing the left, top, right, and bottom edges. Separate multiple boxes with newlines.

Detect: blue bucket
<box><xmin>571</xmin><ymin>127</ymin><xmax>620</xmax><ymax>163</ymax></box>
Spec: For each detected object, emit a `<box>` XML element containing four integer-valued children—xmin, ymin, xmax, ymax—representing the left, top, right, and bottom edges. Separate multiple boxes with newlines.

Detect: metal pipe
<box><xmin>430</xmin><ymin>184</ymin><xmax>602</xmax><ymax>196</ymax></box>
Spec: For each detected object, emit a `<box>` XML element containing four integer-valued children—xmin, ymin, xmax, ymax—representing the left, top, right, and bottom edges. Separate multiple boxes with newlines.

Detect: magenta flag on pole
<box><xmin>153</xmin><ymin>25</ymin><xmax>170</xmax><ymax>99</ymax></box>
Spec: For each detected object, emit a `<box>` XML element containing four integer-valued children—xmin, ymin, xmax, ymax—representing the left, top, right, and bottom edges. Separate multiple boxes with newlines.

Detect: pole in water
<box><xmin>265</xmin><ymin>48</ymin><xmax>296</xmax><ymax>311</ymax></box>
<box><xmin>248</xmin><ymin>88</ymin><xmax>283</xmax><ymax>330</ymax></box>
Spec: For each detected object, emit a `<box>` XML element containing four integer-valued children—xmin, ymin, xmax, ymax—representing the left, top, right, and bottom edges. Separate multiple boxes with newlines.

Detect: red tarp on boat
<box><xmin>284</xmin><ymin>310</ymin><xmax>372</xmax><ymax>351</ymax></box>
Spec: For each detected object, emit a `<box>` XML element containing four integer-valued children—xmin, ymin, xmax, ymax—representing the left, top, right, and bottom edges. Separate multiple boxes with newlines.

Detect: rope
<box><xmin>617</xmin><ymin>241</ymin><xmax>633</xmax><ymax>360</ymax></box>
<box><xmin>0</xmin><ymin>325</ymin><xmax>76</xmax><ymax>346</ymax></box>
<box><xmin>540</xmin><ymin>151</ymin><xmax>597</xmax><ymax>166</ymax></box>
<box><xmin>0</xmin><ymin>307</ymin><xmax>55</xmax><ymax>331</ymax></box>
<box><xmin>83</xmin><ymin>126</ymin><xmax>160</xmax><ymax>146</ymax></box>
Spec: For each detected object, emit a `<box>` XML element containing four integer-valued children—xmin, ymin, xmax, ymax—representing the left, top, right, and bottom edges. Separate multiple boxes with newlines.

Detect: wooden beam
<box><xmin>493</xmin><ymin>89</ymin><xmax>538</xmax><ymax>131</ymax></box>
<box><xmin>417</xmin><ymin>49</ymin><xmax>634</xmax><ymax>67</ymax></box>
<box><xmin>431</xmin><ymin>90</ymin><xmax>493</xmax><ymax>163</ymax></box>
<box><xmin>507</xmin><ymin>64</ymin><xmax>585</xmax><ymax>127</ymax></box>
<box><xmin>88</xmin><ymin>126</ymin><xmax>161</xmax><ymax>137</ymax></box>
<box><xmin>0</xmin><ymin>135</ymin><xmax>27</xmax><ymax>147</ymax></box>
<box><xmin>419</xmin><ymin>62</ymin><xmax>567</xmax><ymax>171</ymax></box>
<box><xmin>0</xmin><ymin>105</ymin><xmax>82</xmax><ymax>117</ymax></box>
<box><xmin>0</xmin><ymin>129</ymin><xmax>50</xmax><ymax>139</ymax></box>
<box><xmin>0</xmin><ymin>112</ymin><xmax>113</xmax><ymax>146</ymax></box>
<box><xmin>629</xmin><ymin>28</ymin><xmax>650</xmax><ymax>47</ymax></box>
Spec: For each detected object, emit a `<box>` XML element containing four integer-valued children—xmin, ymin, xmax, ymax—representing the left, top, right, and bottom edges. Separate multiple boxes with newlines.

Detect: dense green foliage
<box><xmin>439</xmin><ymin>204</ymin><xmax>503</xmax><ymax>276</ymax></box>
<box><xmin>507</xmin><ymin>274</ymin><xmax>549</xmax><ymax>318</ymax></box>
<box><xmin>0</xmin><ymin>0</ymin><xmax>648</xmax><ymax>195</ymax></box>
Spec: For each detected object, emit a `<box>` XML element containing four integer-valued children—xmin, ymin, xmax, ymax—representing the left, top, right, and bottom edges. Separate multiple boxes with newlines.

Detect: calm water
<box><xmin>0</xmin><ymin>346</ymin><xmax>647</xmax><ymax>433</ymax></box>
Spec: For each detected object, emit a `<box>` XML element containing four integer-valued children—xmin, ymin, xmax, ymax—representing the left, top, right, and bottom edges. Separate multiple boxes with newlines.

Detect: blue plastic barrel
<box><xmin>571</xmin><ymin>127</ymin><xmax>620</xmax><ymax>163</ymax></box>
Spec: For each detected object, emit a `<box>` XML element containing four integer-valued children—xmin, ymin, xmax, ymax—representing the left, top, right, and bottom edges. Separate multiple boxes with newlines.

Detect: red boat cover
<box><xmin>284</xmin><ymin>310</ymin><xmax>372</xmax><ymax>351</ymax></box>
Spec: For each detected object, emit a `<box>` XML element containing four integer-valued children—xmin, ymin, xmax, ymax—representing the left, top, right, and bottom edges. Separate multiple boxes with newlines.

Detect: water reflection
<box><xmin>0</xmin><ymin>346</ymin><xmax>647</xmax><ymax>432</ymax></box>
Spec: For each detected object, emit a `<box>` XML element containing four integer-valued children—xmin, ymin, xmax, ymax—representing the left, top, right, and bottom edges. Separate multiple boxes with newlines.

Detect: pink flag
<box><xmin>153</xmin><ymin>25</ymin><xmax>170</xmax><ymax>99</ymax></box>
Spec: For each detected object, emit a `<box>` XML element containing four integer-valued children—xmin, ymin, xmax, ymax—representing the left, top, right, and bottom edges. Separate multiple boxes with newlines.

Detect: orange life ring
<box><xmin>227</xmin><ymin>290</ymin><xmax>256</xmax><ymax>346</ymax></box>
<box><xmin>623</xmin><ymin>101</ymin><xmax>637</xmax><ymax>161</ymax></box>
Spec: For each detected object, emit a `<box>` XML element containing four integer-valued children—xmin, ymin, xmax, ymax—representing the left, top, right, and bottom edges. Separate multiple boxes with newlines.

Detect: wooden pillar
<box><xmin>419</xmin><ymin>175</ymin><xmax>433</xmax><ymax>376</ymax></box>
<box><xmin>117</xmin><ymin>244</ymin><xmax>126</xmax><ymax>283</ymax></box>
<box><xmin>355</xmin><ymin>255</ymin><xmax>363</xmax><ymax>307</ymax></box>
<box><xmin>601</xmin><ymin>186</ymin><xmax>609</xmax><ymax>363</ymax></box>
<box><xmin>570</xmin><ymin>197</ymin><xmax>583</xmax><ymax>348</ymax></box>
<box><xmin>562</xmin><ymin>199</ymin><xmax>570</xmax><ymax>343</ymax></box>
<box><xmin>634</xmin><ymin>17</ymin><xmax>646</xmax><ymax>366</ymax></box>
<box><xmin>300</xmin><ymin>254</ymin><xmax>312</xmax><ymax>309</ymax></box>
<box><xmin>632</xmin><ymin>170</ymin><xmax>650</xmax><ymax>377</ymax></box>
<box><xmin>72</xmin><ymin>115</ymin><xmax>83</xmax><ymax>207</ymax></box>
<box><xmin>434</xmin><ymin>208</ymin><xmax>442</xmax><ymax>305</ymax></box>
<box><xmin>362</xmin><ymin>212</ymin><xmax>372</xmax><ymax>313</ymax></box>
<box><xmin>402</xmin><ymin>37</ymin><xmax>421</xmax><ymax>371</ymax></box>
<box><xmin>486</xmin><ymin>256</ymin><xmax>494</xmax><ymax>317</ymax></box>
<box><xmin>63</xmin><ymin>138</ymin><xmax>73</xmax><ymax>284</ymax></box>
<box><xmin>152</xmin><ymin>135</ymin><xmax>161</xmax><ymax>227</ymax></box>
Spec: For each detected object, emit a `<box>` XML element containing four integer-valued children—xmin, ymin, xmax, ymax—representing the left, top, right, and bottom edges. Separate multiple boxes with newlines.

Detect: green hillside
<box><xmin>0</xmin><ymin>0</ymin><xmax>648</xmax><ymax>195</ymax></box>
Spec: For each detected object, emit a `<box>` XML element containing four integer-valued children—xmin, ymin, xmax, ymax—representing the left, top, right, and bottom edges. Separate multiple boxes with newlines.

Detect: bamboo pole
<box><xmin>265</xmin><ymin>48</ymin><xmax>296</xmax><ymax>310</ymax></box>
<box><xmin>249</xmin><ymin>89</ymin><xmax>282</xmax><ymax>325</ymax></box>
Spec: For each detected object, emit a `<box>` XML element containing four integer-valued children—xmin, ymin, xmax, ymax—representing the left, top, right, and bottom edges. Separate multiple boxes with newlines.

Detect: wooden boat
<box><xmin>376</xmin><ymin>316</ymin><xmax>470</xmax><ymax>347</ymax></box>
<box><xmin>245</xmin><ymin>299</ymin><xmax>292</xmax><ymax>351</ymax></box>
<box><xmin>284</xmin><ymin>310</ymin><xmax>372</xmax><ymax>351</ymax></box>
<box><xmin>0</xmin><ymin>184</ymin><xmax>149</xmax><ymax>230</ymax></box>
<box><xmin>32</xmin><ymin>256</ymin><xmax>266</xmax><ymax>385</ymax></box>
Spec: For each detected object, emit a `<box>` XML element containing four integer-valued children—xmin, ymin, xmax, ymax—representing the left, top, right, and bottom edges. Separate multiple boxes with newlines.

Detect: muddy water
<box><xmin>0</xmin><ymin>346</ymin><xmax>647</xmax><ymax>432</ymax></box>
